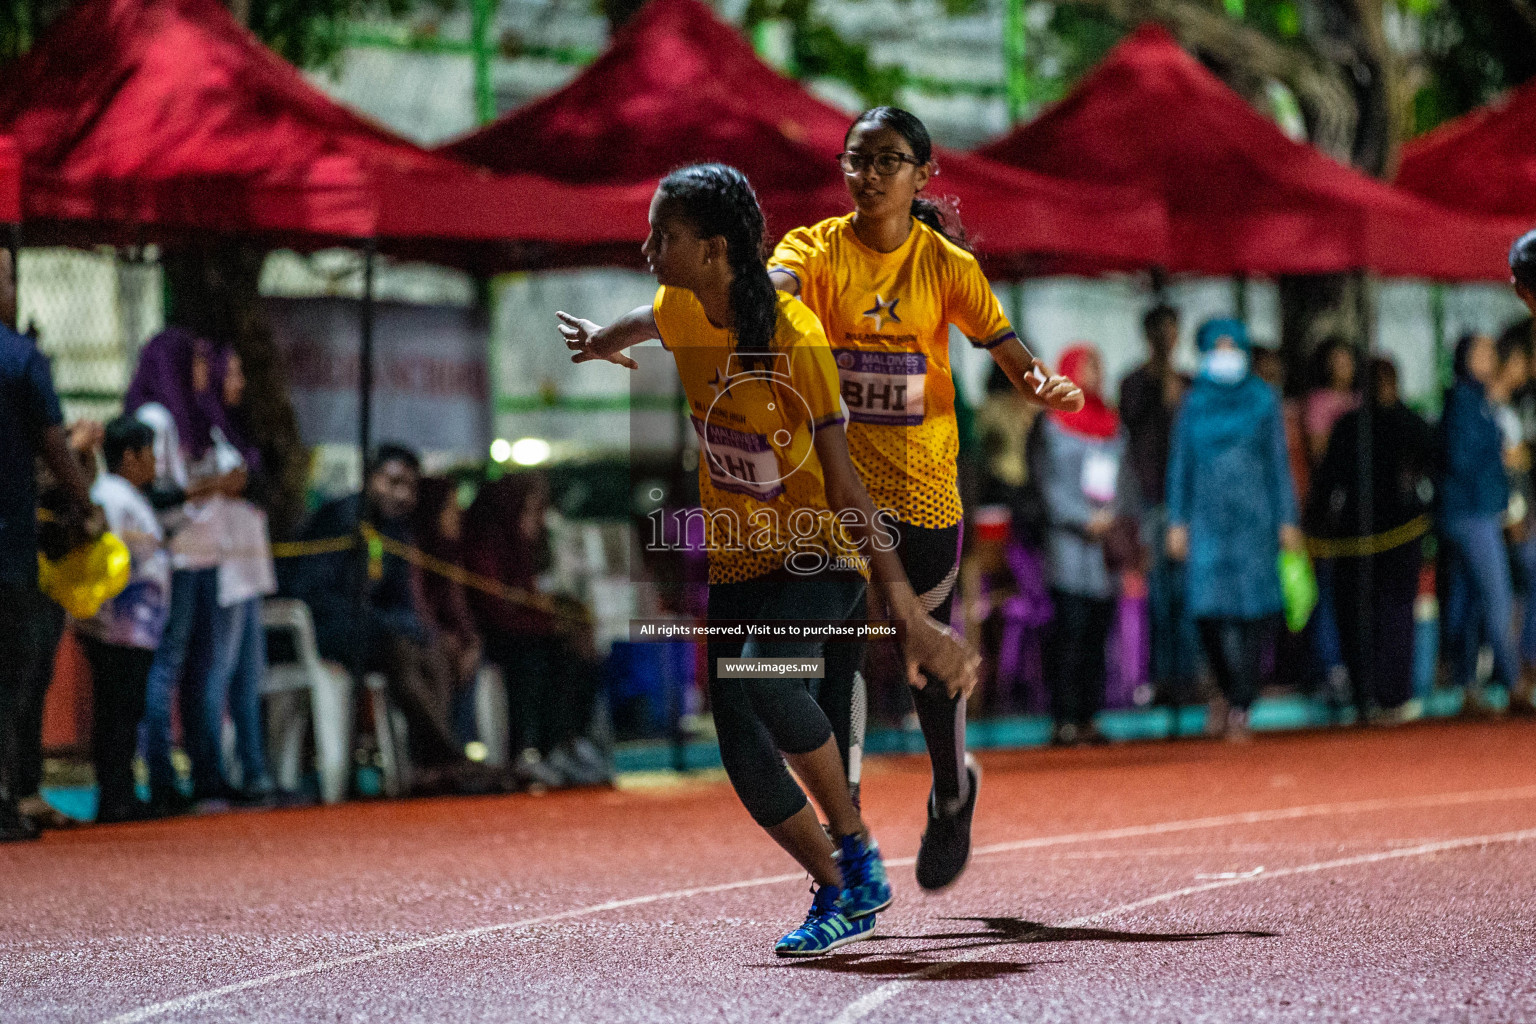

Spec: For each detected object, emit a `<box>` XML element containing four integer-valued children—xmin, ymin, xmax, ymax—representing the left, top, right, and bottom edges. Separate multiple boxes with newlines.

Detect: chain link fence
<box><xmin>19</xmin><ymin>246</ymin><xmax>163</xmax><ymax>424</ymax></box>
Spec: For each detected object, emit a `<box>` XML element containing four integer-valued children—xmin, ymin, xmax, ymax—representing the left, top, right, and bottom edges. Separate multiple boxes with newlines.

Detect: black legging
<box><xmin>708</xmin><ymin>570</ymin><xmax>864</xmax><ymax>828</ymax></box>
<box><xmin>1046</xmin><ymin>590</ymin><xmax>1115</xmax><ymax>728</ymax></box>
<box><xmin>819</xmin><ymin>522</ymin><xmax>968</xmax><ymax>807</ymax></box>
<box><xmin>1196</xmin><ymin>616</ymin><xmax>1271</xmax><ymax>712</ymax></box>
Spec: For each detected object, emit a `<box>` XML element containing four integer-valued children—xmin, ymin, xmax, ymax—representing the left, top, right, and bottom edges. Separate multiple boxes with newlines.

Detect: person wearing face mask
<box><xmin>1166</xmin><ymin>319</ymin><xmax>1303</xmax><ymax>741</ymax></box>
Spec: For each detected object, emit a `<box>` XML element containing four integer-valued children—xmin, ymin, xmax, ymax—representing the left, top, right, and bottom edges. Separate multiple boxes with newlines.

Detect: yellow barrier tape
<box><xmin>1305</xmin><ymin>515</ymin><xmax>1431</xmax><ymax>560</ymax></box>
<box><xmin>363</xmin><ymin>526</ymin><xmax>589</xmax><ymax>624</ymax></box>
<box><xmin>269</xmin><ymin>535</ymin><xmax>358</xmax><ymax>558</ymax></box>
<box><xmin>270</xmin><ymin>524</ymin><xmax>585</xmax><ymax>623</ymax></box>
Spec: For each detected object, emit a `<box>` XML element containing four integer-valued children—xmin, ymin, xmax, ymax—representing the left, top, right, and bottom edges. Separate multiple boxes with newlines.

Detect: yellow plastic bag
<box><xmin>38</xmin><ymin>532</ymin><xmax>131</xmax><ymax>619</ymax></box>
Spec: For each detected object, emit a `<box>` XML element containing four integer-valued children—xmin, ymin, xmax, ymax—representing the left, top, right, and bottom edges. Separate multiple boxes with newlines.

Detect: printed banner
<box><xmin>265</xmin><ymin>297</ymin><xmax>490</xmax><ymax>459</ymax></box>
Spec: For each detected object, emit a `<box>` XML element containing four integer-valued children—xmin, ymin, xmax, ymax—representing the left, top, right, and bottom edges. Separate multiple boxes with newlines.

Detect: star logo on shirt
<box><xmin>707</xmin><ymin>367</ymin><xmax>729</xmax><ymax>398</ymax></box>
<box><xmin>861</xmin><ymin>295</ymin><xmax>901</xmax><ymax>332</ymax></box>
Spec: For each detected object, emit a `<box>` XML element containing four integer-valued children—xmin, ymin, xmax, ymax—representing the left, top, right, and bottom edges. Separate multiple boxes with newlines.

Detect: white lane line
<box><xmin>968</xmin><ymin>784</ymin><xmax>1536</xmax><ymax>859</ymax></box>
<box><xmin>97</xmin><ymin>873</ymin><xmax>809</xmax><ymax>1024</ymax></box>
<box><xmin>827</xmin><ymin>827</ymin><xmax>1536</xmax><ymax>1024</ymax></box>
<box><xmin>97</xmin><ymin>783</ymin><xmax>1536</xmax><ymax>1023</ymax></box>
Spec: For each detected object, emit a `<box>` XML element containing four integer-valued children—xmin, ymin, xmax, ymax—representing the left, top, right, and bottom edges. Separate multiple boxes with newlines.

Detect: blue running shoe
<box><xmin>837</xmin><ymin>833</ymin><xmax>893</xmax><ymax>919</ymax></box>
<box><xmin>774</xmin><ymin>884</ymin><xmax>872</xmax><ymax>957</ymax></box>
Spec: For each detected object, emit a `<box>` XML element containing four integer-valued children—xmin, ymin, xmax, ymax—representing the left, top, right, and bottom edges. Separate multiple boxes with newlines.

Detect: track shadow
<box><xmin>758</xmin><ymin>916</ymin><xmax>1275</xmax><ymax>976</ymax></box>
<box><xmin>769</xmin><ymin>953</ymin><xmax>1057</xmax><ymax>979</ymax></box>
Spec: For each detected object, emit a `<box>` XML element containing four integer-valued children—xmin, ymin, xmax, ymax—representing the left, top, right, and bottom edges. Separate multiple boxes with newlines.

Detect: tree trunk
<box><xmin>162</xmin><ymin>243</ymin><xmax>308</xmax><ymax>538</ymax></box>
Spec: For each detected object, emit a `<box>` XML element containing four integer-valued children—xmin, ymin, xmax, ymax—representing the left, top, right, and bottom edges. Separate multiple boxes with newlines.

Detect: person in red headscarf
<box><xmin>1028</xmin><ymin>343</ymin><xmax>1131</xmax><ymax>745</ymax></box>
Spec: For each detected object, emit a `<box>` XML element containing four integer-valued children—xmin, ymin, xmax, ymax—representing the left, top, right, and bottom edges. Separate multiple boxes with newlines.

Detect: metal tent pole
<box><xmin>354</xmin><ymin>240</ymin><xmax>378</xmax><ymax>696</ymax></box>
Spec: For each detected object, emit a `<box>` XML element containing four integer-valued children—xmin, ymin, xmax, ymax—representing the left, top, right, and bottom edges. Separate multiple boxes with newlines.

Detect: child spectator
<box><xmin>76</xmin><ymin>417</ymin><xmax>170</xmax><ymax>823</ymax></box>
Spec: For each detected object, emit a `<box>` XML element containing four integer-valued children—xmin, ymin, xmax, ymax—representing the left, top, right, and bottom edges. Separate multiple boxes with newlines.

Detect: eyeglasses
<box><xmin>837</xmin><ymin>151</ymin><xmax>923</xmax><ymax>176</ymax></box>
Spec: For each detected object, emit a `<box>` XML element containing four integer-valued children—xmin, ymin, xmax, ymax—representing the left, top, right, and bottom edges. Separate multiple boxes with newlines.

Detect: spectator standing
<box><xmin>1437</xmin><ymin>333</ymin><xmax>1518</xmax><ymax>713</ymax></box>
<box><xmin>975</xmin><ymin>362</ymin><xmax>1043</xmax><ymax>531</ymax></box>
<box><xmin>75</xmin><ymin>418</ymin><xmax>170</xmax><ymax>822</ymax></box>
<box><xmin>1034</xmin><ymin>344</ymin><xmax>1127</xmax><ymax>745</ymax></box>
<box><xmin>1120</xmin><ymin>305</ymin><xmax>1200</xmax><ymax>710</ymax></box>
<box><xmin>1166</xmin><ymin>318</ymin><xmax>1302</xmax><ymax>741</ymax></box>
<box><xmin>1507</xmin><ymin>232</ymin><xmax>1536</xmax><ymax>712</ymax></box>
<box><xmin>0</xmin><ymin>249</ymin><xmax>95</xmax><ymax>841</ymax></box>
<box><xmin>1504</xmin><ymin>318</ymin><xmax>1536</xmax><ymax>715</ymax></box>
<box><xmin>1303</xmin><ymin>338</ymin><xmax>1361</xmax><ymax>710</ymax></box>
<box><xmin>1307</xmin><ymin>358</ymin><xmax>1435</xmax><ymax>719</ymax></box>
<box><xmin>190</xmin><ymin>349</ymin><xmax>275</xmax><ymax>802</ymax></box>
<box><xmin>125</xmin><ymin>329</ymin><xmax>249</xmax><ymax>812</ymax></box>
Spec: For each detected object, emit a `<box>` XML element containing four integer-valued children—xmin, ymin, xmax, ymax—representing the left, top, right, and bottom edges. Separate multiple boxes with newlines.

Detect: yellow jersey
<box><xmin>771</xmin><ymin>214</ymin><xmax>1014</xmax><ymax>529</ymax></box>
<box><xmin>653</xmin><ymin>285</ymin><xmax>862</xmax><ymax>584</ymax></box>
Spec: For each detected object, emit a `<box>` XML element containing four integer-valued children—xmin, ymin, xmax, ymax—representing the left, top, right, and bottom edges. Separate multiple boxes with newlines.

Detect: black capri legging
<box><xmin>708</xmin><ymin>569</ymin><xmax>866</xmax><ymax>828</ymax></box>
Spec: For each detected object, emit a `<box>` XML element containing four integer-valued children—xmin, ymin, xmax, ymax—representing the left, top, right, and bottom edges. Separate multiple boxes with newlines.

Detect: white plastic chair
<box><xmin>364</xmin><ymin>672</ymin><xmax>410</xmax><ymax>798</ymax></box>
<box><xmin>473</xmin><ymin>664</ymin><xmax>510</xmax><ymax>769</ymax></box>
<box><xmin>260</xmin><ymin>598</ymin><xmax>354</xmax><ymax>804</ymax></box>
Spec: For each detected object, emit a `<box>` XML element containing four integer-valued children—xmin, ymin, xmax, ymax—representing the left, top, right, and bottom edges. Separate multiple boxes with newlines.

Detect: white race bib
<box><xmin>694</xmin><ymin>418</ymin><xmax>786</xmax><ymax>501</ymax></box>
<box><xmin>1082</xmin><ymin>451</ymin><xmax>1118</xmax><ymax>504</ymax></box>
<box><xmin>834</xmin><ymin>349</ymin><xmax>926</xmax><ymax>426</ymax></box>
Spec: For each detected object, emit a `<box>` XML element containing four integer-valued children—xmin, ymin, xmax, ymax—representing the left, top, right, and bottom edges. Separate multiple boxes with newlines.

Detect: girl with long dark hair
<box><xmin>556</xmin><ymin>163</ymin><xmax>975</xmax><ymax>957</ymax></box>
<box><xmin>768</xmin><ymin>106</ymin><xmax>1083</xmax><ymax>891</ymax></box>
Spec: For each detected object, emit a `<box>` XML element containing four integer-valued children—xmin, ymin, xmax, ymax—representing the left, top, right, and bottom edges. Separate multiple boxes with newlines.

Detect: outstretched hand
<box><xmin>903</xmin><ymin>613</ymin><xmax>982</xmax><ymax>699</ymax></box>
<box><xmin>1024</xmin><ymin>359</ymin><xmax>1085</xmax><ymax>412</ymax></box>
<box><xmin>557</xmin><ymin>311</ymin><xmax>639</xmax><ymax>370</ymax></box>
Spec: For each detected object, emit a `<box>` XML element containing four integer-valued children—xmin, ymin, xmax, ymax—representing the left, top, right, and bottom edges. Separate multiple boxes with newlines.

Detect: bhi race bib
<box><xmin>694</xmin><ymin>418</ymin><xmax>786</xmax><ymax>501</ymax></box>
<box><xmin>834</xmin><ymin>350</ymin><xmax>926</xmax><ymax>426</ymax></box>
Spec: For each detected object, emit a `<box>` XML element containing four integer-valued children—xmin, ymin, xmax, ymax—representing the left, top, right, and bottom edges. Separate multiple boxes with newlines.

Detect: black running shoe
<box><xmin>915</xmin><ymin>754</ymin><xmax>980</xmax><ymax>891</ymax></box>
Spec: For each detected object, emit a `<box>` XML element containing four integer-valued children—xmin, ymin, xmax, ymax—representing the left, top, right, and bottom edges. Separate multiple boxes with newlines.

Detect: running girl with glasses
<box><xmin>556</xmin><ymin>164</ymin><xmax>978</xmax><ymax>957</ymax></box>
<box><xmin>769</xmin><ymin>107</ymin><xmax>1085</xmax><ymax>892</ymax></box>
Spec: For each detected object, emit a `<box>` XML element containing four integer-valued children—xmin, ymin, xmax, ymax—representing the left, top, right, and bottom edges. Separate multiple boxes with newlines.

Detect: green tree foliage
<box><xmin>1417</xmin><ymin>0</ymin><xmax>1536</xmax><ymax>131</ymax></box>
<box><xmin>0</xmin><ymin>0</ymin><xmax>461</xmax><ymax>68</ymax></box>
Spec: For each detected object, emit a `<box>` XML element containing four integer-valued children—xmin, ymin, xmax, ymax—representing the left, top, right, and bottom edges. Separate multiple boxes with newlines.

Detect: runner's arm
<box><xmin>814</xmin><ymin>422</ymin><xmax>980</xmax><ymax>698</ymax></box>
<box><xmin>987</xmin><ymin>333</ymin><xmax>1084</xmax><ymax>412</ymax></box>
<box><xmin>556</xmin><ymin>306</ymin><xmax>660</xmax><ymax>370</ymax></box>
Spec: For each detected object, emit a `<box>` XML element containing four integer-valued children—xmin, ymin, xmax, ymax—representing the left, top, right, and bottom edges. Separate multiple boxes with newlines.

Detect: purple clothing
<box><xmin>125</xmin><ymin>328</ymin><xmax>259</xmax><ymax>471</ymax></box>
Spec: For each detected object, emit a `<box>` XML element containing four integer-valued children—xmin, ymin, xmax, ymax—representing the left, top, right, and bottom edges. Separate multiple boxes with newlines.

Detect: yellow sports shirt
<box><xmin>653</xmin><ymin>285</ymin><xmax>863</xmax><ymax>584</ymax></box>
<box><xmin>771</xmin><ymin>214</ymin><xmax>1015</xmax><ymax>529</ymax></box>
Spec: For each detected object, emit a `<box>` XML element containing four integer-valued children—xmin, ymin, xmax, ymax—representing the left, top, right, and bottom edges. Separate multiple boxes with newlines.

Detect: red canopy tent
<box><xmin>439</xmin><ymin>0</ymin><xmax>1168</xmax><ymax>276</ymax></box>
<box><xmin>976</xmin><ymin>25</ymin><xmax>1516</xmax><ymax>281</ymax></box>
<box><xmin>1397</xmin><ymin>79</ymin><xmax>1536</xmax><ymax>228</ymax></box>
<box><xmin>0</xmin><ymin>0</ymin><xmax>650</xmax><ymax>267</ymax></box>
<box><xmin>0</xmin><ymin>137</ymin><xmax>19</xmax><ymax>224</ymax></box>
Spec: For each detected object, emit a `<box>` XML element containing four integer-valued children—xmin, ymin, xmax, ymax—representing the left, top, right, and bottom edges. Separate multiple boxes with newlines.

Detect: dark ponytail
<box><xmin>656</xmin><ymin>163</ymin><xmax>778</xmax><ymax>366</ymax></box>
<box><xmin>847</xmin><ymin>106</ymin><xmax>973</xmax><ymax>252</ymax></box>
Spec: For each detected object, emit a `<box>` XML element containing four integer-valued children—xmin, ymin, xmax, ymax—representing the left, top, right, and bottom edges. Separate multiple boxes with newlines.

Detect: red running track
<box><xmin>5</xmin><ymin>719</ymin><xmax>1536</xmax><ymax>1023</ymax></box>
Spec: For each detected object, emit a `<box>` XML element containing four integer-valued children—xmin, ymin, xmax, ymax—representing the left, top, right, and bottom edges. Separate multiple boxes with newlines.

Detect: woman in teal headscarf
<box><xmin>1165</xmin><ymin>318</ymin><xmax>1302</xmax><ymax>739</ymax></box>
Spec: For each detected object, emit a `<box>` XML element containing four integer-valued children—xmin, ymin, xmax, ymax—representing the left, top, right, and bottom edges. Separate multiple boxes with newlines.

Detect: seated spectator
<box><xmin>281</xmin><ymin>444</ymin><xmax>500</xmax><ymax>795</ymax></box>
<box><xmin>75</xmin><ymin>417</ymin><xmax>170</xmax><ymax>823</ymax></box>
<box><xmin>1307</xmin><ymin>358</ymin><xmax>1434</xmax><ymax>720</ymax></box>
<box><xmin>411</xmin><ymin>476</ymin><xmax>483</xmax><ymax>741</ymax></box>
<box><xmin>1031</xmin><ymin>344</ymin><xmax>1128</xmax><ymax>746</ymax></box>
<box><xmin>464</xmin><ymin>473</ymin><xmax>608</xmax><ymax>788</ymax></box>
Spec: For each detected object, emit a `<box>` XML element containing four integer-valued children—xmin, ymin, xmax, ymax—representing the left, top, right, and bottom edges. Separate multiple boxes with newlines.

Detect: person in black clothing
<box><xmin>1119</xmin><ymin>304</ymin><xmax>1198</xmax><ymax>710</ymax></box>
<box><xmin>1307</xmin><ymin>357</ymin><xmax>1435</xmax><ymax>717</ymax></box>
<box><xmin>0</xmin><ymin>249</ymin><xmax>97</xmax><ymax>841</ymax></box>
<box><xmin>280</xmin><ymin>444</ymin><xmax>496</xmax><ymax>794</ymax></box>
